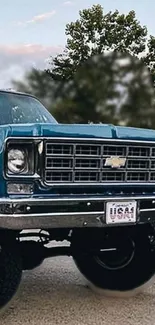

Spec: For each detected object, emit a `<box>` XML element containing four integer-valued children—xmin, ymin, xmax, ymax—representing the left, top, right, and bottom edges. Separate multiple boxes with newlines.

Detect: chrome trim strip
<box><xmin>5</xmin><ymin>174</ymin><xmax>40</xmax><ymax>180</ymax></box>
<box><xmin>0</xmin><ymin>195</ymin><xmax>155</xmax><ymax>205</ymax></box>
<box><xmin>0</xmin><ymin>211</ymin><xmax>102</xmax><ymax>218</ymax></box>
<box><xmin>1</xmin><ymin>208</ymin><xmax>154</xmax><ymax>216</ymax></box>
<box><xmin>43</xmin><ymin>182</ymin><xmax>155</xmax><ymax>186</ymax></box>
<box><xmin>4</xmin><ymin>137</ymin><xmax>155</xmax><ymax>144</ymax></box>
<box><xmin>140</xmin><ymin>208</ymin><xmax>155</xmax><ymax>212</ymax></box>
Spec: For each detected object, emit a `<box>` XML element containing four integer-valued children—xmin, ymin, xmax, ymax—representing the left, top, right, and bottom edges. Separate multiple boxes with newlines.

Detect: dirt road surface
<box><xmin>1</xmin><ymin>249</ymin><xmax>155</xmax><ymax>325</ymax></box>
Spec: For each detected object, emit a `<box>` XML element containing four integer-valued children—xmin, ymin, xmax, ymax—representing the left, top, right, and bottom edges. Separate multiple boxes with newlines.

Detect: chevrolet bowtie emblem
<box><xmin>104</xmin><ymin>156</ymin><xmax>126</xmax><ymax>168</ymax></box>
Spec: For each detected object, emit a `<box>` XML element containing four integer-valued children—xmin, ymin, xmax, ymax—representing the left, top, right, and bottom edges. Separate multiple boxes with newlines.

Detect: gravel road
<box><xmin>1</xmin><ymin>247</ymin><xmax>155</xmax><ymax>325</ymax></box>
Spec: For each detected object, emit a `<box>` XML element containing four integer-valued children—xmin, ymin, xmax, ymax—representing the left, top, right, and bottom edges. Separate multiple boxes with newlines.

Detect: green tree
<box><xmin>52</xmin><ymin>52</ymin><xmax>120</xmax><ymax>123</ymax></box>
<box><xmin>12</xmin><ymin>68</ymin><xmax>57</xmax><ymax>110</ymax></box>
<box><xmin>117</xmin><ymin>53</ymin><xmax>155</xmax><ymax>128</ymax></box>
<box><xmin>13</xmin><ymin>4</ymin><xmax>155</xmax><ymax>127</ymax></box>
<box><xmin>48</xmin><ymin>5</ymin><xmax>155</xmax><ymax>126</ymax></box>
<box><xmin>48</xmin><ymin>5</ymin><xmax>148</xmax><ymax>81</ymax></box>
<box><xmin>52</xmin><ymin>52</ymin><xmax>155</xmax><ymax>126</ymax></box>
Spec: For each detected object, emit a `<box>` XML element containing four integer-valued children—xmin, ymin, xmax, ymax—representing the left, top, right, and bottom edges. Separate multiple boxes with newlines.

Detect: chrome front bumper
<box><xmin>0</xmin><ymin>196</ymin><xmax>155</xmax><ymax>230</ymax></box>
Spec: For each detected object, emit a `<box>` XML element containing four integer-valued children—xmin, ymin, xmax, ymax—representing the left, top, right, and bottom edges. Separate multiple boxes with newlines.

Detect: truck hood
<box><xmin>1</xmin><ymin>123</ymin><xmax>155</xmax><ymax>142</ymax></box>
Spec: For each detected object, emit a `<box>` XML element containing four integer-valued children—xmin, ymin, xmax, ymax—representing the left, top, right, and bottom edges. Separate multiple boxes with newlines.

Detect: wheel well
<box><xmin>0</xmin><ymin>224</ymin><xmax>154</xmax><ymax>271</ymax></box>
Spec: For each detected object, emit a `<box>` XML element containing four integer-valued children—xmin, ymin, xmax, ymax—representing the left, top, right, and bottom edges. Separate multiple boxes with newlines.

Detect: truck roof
<box><xmin>0</xmin><ymin>88</ymin><xmax>35</xmax><ymax>98</ymax></box>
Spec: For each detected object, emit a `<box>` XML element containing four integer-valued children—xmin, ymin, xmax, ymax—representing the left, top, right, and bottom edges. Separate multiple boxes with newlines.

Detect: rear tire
<box><xmin>73</xmin><ymin>227</ymin><xmax>155</xmax><ymax>297</ymax></box>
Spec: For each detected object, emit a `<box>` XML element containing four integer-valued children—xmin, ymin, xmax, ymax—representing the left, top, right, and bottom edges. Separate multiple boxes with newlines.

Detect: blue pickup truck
<box><xmin>1</xmin><ymin>88</ymin><xmax>155</xmax><ymax>309</ymax></box>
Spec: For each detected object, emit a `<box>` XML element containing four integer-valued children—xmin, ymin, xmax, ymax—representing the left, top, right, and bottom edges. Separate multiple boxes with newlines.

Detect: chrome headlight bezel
<box><xmin>5</xmin><ymin>140</ymin><xmax>35</xmax><ymax>176</ymax></box>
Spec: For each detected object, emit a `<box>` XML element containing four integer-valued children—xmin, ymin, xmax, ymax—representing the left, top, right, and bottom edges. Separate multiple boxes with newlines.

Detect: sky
<box><xmin>1</xmin><ymin>0</ymin><xmax>155</xmax><ymax>88</ymax></box>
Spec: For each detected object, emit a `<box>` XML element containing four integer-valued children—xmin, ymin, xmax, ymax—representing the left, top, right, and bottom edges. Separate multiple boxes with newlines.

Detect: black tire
<box><xmin>0</xmin><ymin>244</ymin><xmax>22</xmax><ymax>310</ymax></box>
<box><xmin>73</xmin><ymin>228</ymin><xmax>155</xmax><ymax>297</ymax></box>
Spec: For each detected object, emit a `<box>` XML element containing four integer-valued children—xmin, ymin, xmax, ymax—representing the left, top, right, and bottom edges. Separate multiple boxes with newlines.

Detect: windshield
<box><xmin>0</xmin><ymin>92</ymin><xmax>57</xmax><ymax>125</ymax></box>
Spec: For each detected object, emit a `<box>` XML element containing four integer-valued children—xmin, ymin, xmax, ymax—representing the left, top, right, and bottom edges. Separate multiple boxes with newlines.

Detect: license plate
<box><xmin>106</xmin><ymin>201</ymin><xmax>137</xmax><ymax>224</ymax></box>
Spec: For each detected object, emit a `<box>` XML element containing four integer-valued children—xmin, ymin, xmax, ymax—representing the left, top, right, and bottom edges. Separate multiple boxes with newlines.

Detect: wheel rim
<box><xmin>94</xmin><ymin>236</ymin><xmax>135</xmax><ymax>271</ymax></box>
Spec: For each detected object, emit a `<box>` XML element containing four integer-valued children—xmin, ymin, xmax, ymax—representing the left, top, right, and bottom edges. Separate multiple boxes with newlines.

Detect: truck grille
<box><xmin>44</xmin><ymin>139</ymin><xmax>155</xmax><ymax>185</ymax></box>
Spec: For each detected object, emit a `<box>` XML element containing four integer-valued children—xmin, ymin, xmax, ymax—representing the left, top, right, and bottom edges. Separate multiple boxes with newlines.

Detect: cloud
<box><xmin>0</xmin><ymin>44</ymin><xmax>62</xmax><ymax>56</ymax></box>
<box><xmin>16</xmin><ymin>10</ymin><xmax>56</xmax><ymax>26</ymax></box>
<box><xmin>63</xmin><ymin>1</ymin><xmax>74</xmax><ymax>6</ymax></box>
<box><xmin>0</xmin><ymin>44</ymin><xmax>63</xmax><ymax>88</ymax></box>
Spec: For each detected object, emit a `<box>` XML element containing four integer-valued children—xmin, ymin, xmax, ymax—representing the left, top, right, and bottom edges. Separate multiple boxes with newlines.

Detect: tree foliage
<box><xmin>52</xmin><ymin>52</ymin><xmax>155</xmax><ymax>128</ymax></box>
<box><xmin>12</xmin><ymin>68</ymin><xmax>57</xmax><ymax>109</ymax></box>
<box><xmin>48</xmin><ymin>5</ymin><xmax>148</xmax><ymax>80</ymax></box>
<box><xmin>13</xmin><ymin>4</ymin><xmax>155</xmax><ymax>128</ymax></box>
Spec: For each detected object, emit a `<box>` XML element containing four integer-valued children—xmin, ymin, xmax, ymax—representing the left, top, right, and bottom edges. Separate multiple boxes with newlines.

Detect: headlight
<box><xmin>7</xmin><ymin>149</ymin><xmax>28</xmax><ymax>174</ymax></box>
<box><xmin>6</xmin><ymin>140</ymin><xmax>35</xmax><ymax>177</ymax></box>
